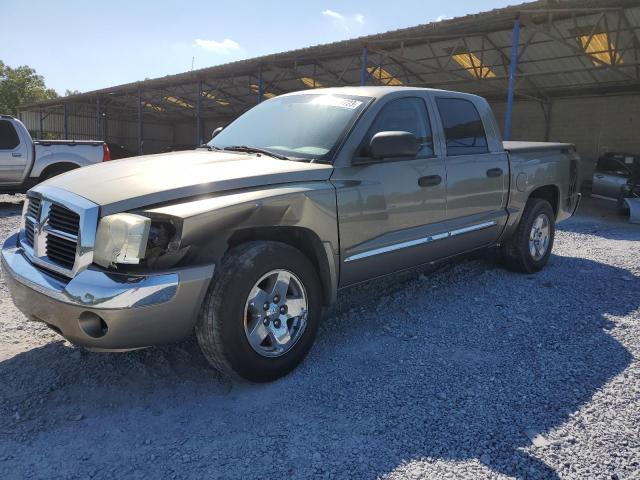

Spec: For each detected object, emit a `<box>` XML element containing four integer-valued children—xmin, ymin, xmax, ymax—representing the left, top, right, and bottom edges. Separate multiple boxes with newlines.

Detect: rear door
<box><xmin>432</xmin><ymin>96</ymin><xmax>508</xmax><ymax>251</ymax></box>
<box><xmin>0</xmin><ymin>120</ymin><xmax>28</xmax><ymax>183</ymax></box>
<box><xmin>333</xmin><ymin>95</ymin><xmax>447</xmax><ymax>286</ymax></box>
<box><xmin>592</xmin><ymin>156</ymin><xmax>630</xmax><ymax>199</ymax></box>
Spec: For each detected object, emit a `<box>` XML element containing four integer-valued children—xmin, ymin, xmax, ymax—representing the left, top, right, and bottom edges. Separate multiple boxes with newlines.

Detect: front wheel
<box><xmin>501</xmin><ymin>198</ymin><xmax>555</xmax><ymax>273</ymax></box>
<box><xmin>196</xmin><ymin>241</ymin><xmax>322</xmax><ymax>382</ymax></box>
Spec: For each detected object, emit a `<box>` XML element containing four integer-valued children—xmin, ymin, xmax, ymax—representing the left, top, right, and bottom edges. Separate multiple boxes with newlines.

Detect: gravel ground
<box><xmin>0</xmin><ymin>194</ymin><xmax>638</xmax><ymax>479</ymax></box>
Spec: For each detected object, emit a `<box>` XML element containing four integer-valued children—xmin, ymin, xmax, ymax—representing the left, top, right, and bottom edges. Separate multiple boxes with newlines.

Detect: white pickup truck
<box><xmin>0</xmin><ymin>115</ymin><xmax>109</xmax><ymax>193</ymax></box>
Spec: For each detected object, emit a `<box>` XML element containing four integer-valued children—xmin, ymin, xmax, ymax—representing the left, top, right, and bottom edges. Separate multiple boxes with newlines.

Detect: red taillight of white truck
<box><xmin>102</xmin><ymin>143</ymin><xmax>112</xmax><ymax>162</ymax></box>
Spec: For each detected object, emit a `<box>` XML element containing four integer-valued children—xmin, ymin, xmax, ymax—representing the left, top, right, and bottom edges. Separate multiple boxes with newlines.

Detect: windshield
<box><xmin>208</xmin><ymin>94</ymin><xmax>371</xmax><ymax>162</ymax></box>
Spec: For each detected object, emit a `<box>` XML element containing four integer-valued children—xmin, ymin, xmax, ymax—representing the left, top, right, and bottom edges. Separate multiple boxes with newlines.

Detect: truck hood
<box><xmin>42</xmin><ymin>150</ymin><xmax>334</xmax><ymax>215</ymax></box>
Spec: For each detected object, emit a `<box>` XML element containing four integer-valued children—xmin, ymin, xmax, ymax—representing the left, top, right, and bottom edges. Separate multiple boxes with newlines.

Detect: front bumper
<box><xmin>1</xmin><ymin>233</ymin><xmax>214</xmax><ymax>350</ymax></box>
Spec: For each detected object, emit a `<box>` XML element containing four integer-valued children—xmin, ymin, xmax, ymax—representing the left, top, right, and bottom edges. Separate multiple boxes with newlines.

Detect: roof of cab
<box><xmin>280</xmin><ymin>86</ymin><xmax>482</xmax><ymax>101</ymax></box>
<box><xmin>276</xmin><ymin>86</ymin><xmax>459</xmax><ymax>98</ymax></box>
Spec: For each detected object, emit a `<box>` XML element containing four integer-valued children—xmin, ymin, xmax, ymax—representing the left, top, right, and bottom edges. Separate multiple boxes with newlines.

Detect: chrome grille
<box><xmin>45</xmin><ymin>234</ymin><xmax>77</xmax><ymax>269</ymax></box>
<box><xmin>20</xmin><ymin>188</ymin><xmax>98</xmax><ymax>279</ymax></box>
<box><xmin>48</xmin><ymin>203</ymin><xmax>80</xmax><ymax>236</ymax></box>
<box><xmin>23</xmin><ymin>197</ymin><xmax>41</xmax><ymax>247</ymax></box>
<box><xmin>44</xmin><ymin>203</ymin><xmax>80</xmax><ymax>270</ymax></box>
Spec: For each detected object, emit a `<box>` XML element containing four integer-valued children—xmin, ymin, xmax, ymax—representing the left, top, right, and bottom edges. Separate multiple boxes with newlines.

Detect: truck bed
<box><xmin>503</xmin><ymin>141</ymin><xmax>573</xmax><ymax>153</ymax></box>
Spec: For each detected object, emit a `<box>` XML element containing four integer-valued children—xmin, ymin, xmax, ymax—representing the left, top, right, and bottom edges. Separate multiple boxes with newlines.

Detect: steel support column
<box><xmin>63</xmin><ymin>103</ymin><xmax>69</xmax><ymax>140</ymax></box>
<box><xmin>196</xmin><ymin>80</ymin><xmax>202</xmax><ymax>145</ymax></box>
<box><xmin>360</xmin><ymin>46</ymin><xmax>369</xmax><ymax>86</ymax></box>
<box><xmin>504</xmin><ymin>15</ymin><xmax>521</xmax><ymax>141</ymax></box>
<box><xmin>96</xmin><ymin>96</ymin><xmax>101</xmax><ymax>140</ymax></box>
<box><xmin>543</xmin><ymin>100</ymin><xmax>554</xmax><ymax>142</ymax></box>
<box><xmin>137</xmin><ymin>86</ymin><xmax>143</xmax><ymax>155</ymax></box>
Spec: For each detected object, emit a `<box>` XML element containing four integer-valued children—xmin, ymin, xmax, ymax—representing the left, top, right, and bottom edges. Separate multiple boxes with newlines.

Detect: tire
<box><xmin>616</xmin><ymin>191</ymin><xmax>629</xmax><ymax>215</ymax></box>
<box><xmin>196</xmin><ymin>241</ymin><xmax>322</xmax><ymax>382</ymax></box>
<box><xmin>501</xmin><ymin>198</ymin><xmax>555</xmax><ymax>274</ymax></box>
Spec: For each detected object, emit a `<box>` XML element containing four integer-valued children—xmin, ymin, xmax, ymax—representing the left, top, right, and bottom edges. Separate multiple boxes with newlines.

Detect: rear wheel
<box><xmin>196</xmin><ymin>241</ymin><xmax>322</xmax><ymax>382</ymax></box>
<box><xmin>501</xmin><ymin>198</ymin><xmax>555</xmax><ymax>273</ymax></box>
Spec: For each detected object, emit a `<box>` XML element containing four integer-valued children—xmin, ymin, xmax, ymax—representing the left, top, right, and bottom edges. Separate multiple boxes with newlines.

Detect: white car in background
<box><xmin>591</xmin><ymin>152</ymin><xmax>640</xmax><ymax>222</ymax></box>
<box><xmin>0</xmin><ymin>115</ymin><xmax>110</xmax><ymax>193</ymax></box>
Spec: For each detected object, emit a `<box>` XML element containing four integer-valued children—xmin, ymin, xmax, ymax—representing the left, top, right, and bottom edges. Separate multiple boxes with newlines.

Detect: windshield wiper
<box><xmin>195</xmin><ymin>144</ymin><xmax>222</xmax><ymax>151</ymax></box>
<box><xmin>223</xmin><ymin>145</ymin><xmax>290</xmax><ymax>160</ymax></box>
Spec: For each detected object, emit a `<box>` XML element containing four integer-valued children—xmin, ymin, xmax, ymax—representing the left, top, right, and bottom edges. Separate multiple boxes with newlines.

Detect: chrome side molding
<box><xmin>344</xmin><ymin>220</ymin><xmax>497</xmax><ymax>262</ymax></box>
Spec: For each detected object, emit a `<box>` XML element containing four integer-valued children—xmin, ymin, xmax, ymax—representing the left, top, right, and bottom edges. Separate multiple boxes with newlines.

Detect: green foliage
<box><xmin>64</xmin><ymin>89</ymin><xmax>81</xmax><ymax>96</ymax></box>
<box><xmin>0</xmin><ymin>60</ymin><xmax>59</xmax><ymax>116</ymax></box>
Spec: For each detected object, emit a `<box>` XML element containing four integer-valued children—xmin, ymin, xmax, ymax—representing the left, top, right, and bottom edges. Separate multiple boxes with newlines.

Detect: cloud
<box><xmin>322</xmin><ymin>10</ymin><xmax>365</xmax><ymax>32</ymax></box>
<box><xmin>435</xmin><ymin>15</ymin><xmax>450</xmax><ymax>22</ymax></box>
<box><xmin>322</xmin><ymin>9</ymin><xmax>344</xmax><ymax>21</ymax></box>
<box><xmin>194</xmin><ymin>38</ymin><xmax>241</xmax><ymax>53</ymax></box>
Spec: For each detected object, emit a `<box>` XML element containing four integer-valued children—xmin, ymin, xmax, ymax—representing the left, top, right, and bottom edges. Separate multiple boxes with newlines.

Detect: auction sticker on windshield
<box><xmin>310</xmin><ymin>95</ymin><xmax>363</xmax><ymax>109</ymax></box>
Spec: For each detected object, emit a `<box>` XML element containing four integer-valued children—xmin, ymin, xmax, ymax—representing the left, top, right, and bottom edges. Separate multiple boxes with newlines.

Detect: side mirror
<box><xmin>369</xmin><ymin>131</ymin><xmax>419</xmax><ymax>160</ymax></box>
<box><xmin>211</xmin><ymin>126</ymin><xmax>224</xmax><ymax>139</ymax></box>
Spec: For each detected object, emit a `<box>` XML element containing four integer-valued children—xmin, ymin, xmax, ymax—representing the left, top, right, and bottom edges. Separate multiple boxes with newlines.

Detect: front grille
<box><xmin>48</xmin><ymin>203</ymin><xmax>80</xmax><ymax>235</ymax></box>
<box><xmin>45</xmin><ymin>203</ymin><xmax>80</xmax><ymax>269</ymax></box>
<box><xmin>20</xmin><ymin>191</ymin><xmax>97</xmax><ymax>278</ymax></box>
<box><xmin>45</xmin><ymin>234</ymin><xmax>77</xmax><ymax>269</ymax></box>
<box><xmin>23</xmin><ymin>197</ymin><xmax>41</xmax><ymax>247</ymax></box>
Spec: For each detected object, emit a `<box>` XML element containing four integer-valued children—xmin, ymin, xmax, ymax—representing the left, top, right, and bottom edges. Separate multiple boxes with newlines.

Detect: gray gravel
<box><xmin>0</xmin><ymin>194</ymin><xmax>638</xmax><ymax>479</ymax></box>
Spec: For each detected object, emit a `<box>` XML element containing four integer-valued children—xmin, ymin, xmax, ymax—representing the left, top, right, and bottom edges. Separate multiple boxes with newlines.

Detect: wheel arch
<box><xmin>527</xmin><ymin>184</ymin><xmax>560</xmax><ymax>218</ymax></box>
<box><xmin>227</xmin><ymin>226</ymin><xmax>337</xmax><ymax>307</ymax></box>
<box><xmin>39</xmin><ymin>161</ymin><xmax>81</xmax><ymax>181</ymax></box>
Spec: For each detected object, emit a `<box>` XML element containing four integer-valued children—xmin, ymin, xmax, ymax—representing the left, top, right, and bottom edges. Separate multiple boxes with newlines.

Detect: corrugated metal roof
<box><xmin>19</xmin><ymin>0</ymin><xmax>640</xmax><ymax>126</ymax></box>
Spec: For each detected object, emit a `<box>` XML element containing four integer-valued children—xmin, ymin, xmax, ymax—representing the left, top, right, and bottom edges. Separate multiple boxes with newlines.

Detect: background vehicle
<box><xmin>0</xmin><ymin>115</ymin><xmax>109</xmax><ymax>193</ymax></box>
<box><xmin>591</xmin><ymin>152</ymin><xmax>640</xmax><ymax>217</ymax></box>
<box><xmin>2</xmin><ymin>87</ymin><xmax>581</xmax><ymax>381</ymax></box>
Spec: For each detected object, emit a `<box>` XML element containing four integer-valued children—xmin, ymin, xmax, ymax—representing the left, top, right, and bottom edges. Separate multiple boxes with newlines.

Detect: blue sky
<box><xmin>1</xmin><ymin>0</ymin><xmax>516</xmax><ymax>94</ymax></box>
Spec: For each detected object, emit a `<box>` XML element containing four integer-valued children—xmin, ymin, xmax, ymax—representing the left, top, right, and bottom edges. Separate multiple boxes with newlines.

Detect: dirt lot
<box><xmin>0</xmin><ymin>194</ymin><xmax>638</xmax><ymax>479</ymax></box>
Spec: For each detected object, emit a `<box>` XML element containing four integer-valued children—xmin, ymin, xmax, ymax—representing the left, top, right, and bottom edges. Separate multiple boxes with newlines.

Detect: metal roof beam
<box><xmin>529</xmin><ymin>12</ymin><xmax>638</xmax><ymax>82</ymax></box>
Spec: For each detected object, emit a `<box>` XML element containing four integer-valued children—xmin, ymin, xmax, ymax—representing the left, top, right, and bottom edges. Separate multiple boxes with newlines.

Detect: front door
<box><xmin>592</xmin><ymin>156</ymin><xmax>631</xmax><ymax>200</ymax></box>
<box><xmin>333</xmin><ymin>96</ymin><xmax>447</xmax><ymax>286</ymax></box>
<box><xmin>433</xmin><ymin>96</ymin><xmax>508</xmax><ymax>251</ymax></box>
<box><xmin>0</xmin><ymin>120</ymin><xmax>28</xmax><ymax>184</ymax></box>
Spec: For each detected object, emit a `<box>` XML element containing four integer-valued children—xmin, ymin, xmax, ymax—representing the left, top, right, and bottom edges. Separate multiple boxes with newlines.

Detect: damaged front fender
<box><xmin>144</xmin><ymin>181</ymin><xmax>340</xmax><ymax>304</ymax></box>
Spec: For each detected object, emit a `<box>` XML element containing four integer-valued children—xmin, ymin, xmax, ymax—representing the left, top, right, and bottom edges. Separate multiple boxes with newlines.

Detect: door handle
<box><xmin>11</xmin><ymin>152</ymin><xmax>22</xmax><ymax>157</ymax></box>
<box><xmin>486</xmin><ymin>168</ymin><xmax>503</xmax><ymax>178</ymax></box>
<box><xmin>418</xmin><ymin>175</ymin><xmax>442</xmax><ymax>187</ymax></box>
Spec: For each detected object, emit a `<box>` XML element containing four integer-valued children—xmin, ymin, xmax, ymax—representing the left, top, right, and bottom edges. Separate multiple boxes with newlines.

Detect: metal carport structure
<box><xmin>17</xmin><ymin>0</ymin><xmax>640</xmax><ymax>182</ymax></box>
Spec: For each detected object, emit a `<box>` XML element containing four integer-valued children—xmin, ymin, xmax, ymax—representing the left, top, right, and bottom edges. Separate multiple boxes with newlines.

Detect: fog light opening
<box><xmin>78</xmin><ymin>312</ymin><xmax>108</xmax><ymax>338</ymax></box>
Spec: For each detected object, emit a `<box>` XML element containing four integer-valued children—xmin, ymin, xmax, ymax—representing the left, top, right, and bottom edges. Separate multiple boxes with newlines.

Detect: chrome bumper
<box><xmin>1</xmin><ymin>233</ymin><xmax>214</xmax><ymax>350</ymax></box>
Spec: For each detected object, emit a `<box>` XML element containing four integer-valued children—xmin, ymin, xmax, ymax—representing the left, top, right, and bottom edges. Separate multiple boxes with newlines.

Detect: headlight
<box><xmin>94</xmin><ymin>213</ymin><xmax>151</xmax><ymax>267</ymax></box>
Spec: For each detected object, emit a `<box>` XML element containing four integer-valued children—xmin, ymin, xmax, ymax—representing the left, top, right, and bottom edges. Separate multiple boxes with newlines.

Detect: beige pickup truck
<box><xmin>1</xmin><ymin>87</ymin><xmax>581</xmax><ymax>381</ymax></box>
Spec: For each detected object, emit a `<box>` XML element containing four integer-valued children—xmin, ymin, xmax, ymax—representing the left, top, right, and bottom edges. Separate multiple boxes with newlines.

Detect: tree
<box><xmin>65</xmin><ymin>89</ymin><xmax>81</xmax><ymax>96</ymax></box>
<box><xmin>0</xmin><ymin>60</ymin><xmax>59</xmax><ymax>116</ymax></box>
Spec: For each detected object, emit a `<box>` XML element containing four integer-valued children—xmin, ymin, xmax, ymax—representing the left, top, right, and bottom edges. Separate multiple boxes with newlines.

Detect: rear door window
<box><xmin>436</xmin><ymin>98</ymin><xmax>488</xmax><ymax>156</ymax></box>
<box><xmin>0</xmin><ymin>120</ymin><xmax>20</xmax><ymax>150</ymax></box>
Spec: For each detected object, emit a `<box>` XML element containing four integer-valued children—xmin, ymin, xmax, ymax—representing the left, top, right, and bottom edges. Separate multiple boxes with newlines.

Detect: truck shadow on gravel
<box><xmin>0</xmin><ymin>253</ymin><xmax>636</xmax><ymax>479</ymax></box>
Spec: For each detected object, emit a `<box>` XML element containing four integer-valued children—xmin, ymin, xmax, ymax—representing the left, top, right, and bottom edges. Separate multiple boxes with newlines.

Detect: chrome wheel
<box><xmin>529</xmin><ymin>213</ymin><xmax>550</xmax><ymax>261</ymax></box>
<box><xmin>243</xmin><ymin>269</ymin><xmax>308</xmax><ymax>358</ymax></box>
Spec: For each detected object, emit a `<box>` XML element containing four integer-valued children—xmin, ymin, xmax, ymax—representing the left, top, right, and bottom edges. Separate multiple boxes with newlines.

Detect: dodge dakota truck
<box><xmin>1</xmin><ymin>87</ymin><xmax>580</xmax><ymax>381</ymax></box>
<box><xmin>0</xmin><ymin>115</ymin><xmax>109</xmax><ymax>193</ymax></box>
